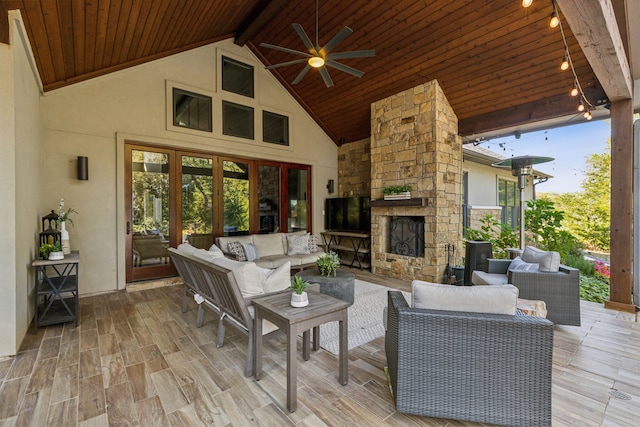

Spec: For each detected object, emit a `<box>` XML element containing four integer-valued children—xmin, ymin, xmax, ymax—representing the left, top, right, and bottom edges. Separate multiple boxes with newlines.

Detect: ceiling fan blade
<box><xmin>260</xmin><ymin>43</ymin><xmax>311</xmax><ymax>58</ymax></box>
<box><xmin>292</xmin><ymin>65</ymin><xmax>311</xmax><ymax>84</ymax></box>
<box><xmin>292</xmin><ymin>23</ymin><xmax>317</xmax><ymax>54</ymax></box>
<box><xmin>319</xmin><ymin>26</ymin><xmax>353</xmax><ymax>56</ymax></box>
<box><xmin>266</xmin><ymin>58</ymin><xmax>309</xmax><ymax>69</ymax></box>
<box><xmin>326</xmin><ymin>60</ymin><xmax>365</xmax><ymax>78</ymax></box>
<box><xmin>326</xmin><ymin>49</ymin><xmax>375</xmax><ymax>60</ymax></box>
<box><xmin>319</xmin><ymin>67</ymin><xmax>334</xmax><ymax>88</ymax></box>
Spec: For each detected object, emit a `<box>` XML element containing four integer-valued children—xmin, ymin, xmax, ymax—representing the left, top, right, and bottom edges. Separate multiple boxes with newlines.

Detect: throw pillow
<box><xmin>191</xmin><ymin>248</ymin><xmax>220</xmax><ymax>264</ymax></box>
<box><xmin>177</xmin><ymin>243</ymin><xmax>198</xmax><ymax>255</ymax></box>
<box><xmin>521</xmin><ymin>246</ymin><xmax>561</xmax><ymax>272</ymax></box>
<box><xmin>227</xmin><ymin>241</ymin><xmax>247</xmax><ymax>262</ymax></box>
<box><xmin>208</xmin><ymin>243</ymin><xmax>225</xmax><ymax>259</ymax></box>
<box><xmin>242</xmin><ymin>242</ymin><xmax>260</xmax><ymax>262</ymax></box>
<box><xmin>286</xmin><ymin>233</ymin><xmax>311</xmax><ymax>255</ymax></box>
<box><xmin>411</xmin><ymin>280</ymin><xmax>519</xmax><ymax>315</ymax></box>
<box><xmin>308</xmin><ymin>234</ymin><xmax>319</xmax><ymax>253</ymax></box>
<box><xmin>257</xmin><ymin>262</ymin><xmax>292</xmax><ymax>294</ymax></box>
<box><xmin>508</xmin><ymin>256</ymin><xmax>539</xmax><ymax>272</ymax></box>
<box><xmin>211</xmin><ymin>257</ymin><xmax>263</xmax><ymax>298</ymax></box>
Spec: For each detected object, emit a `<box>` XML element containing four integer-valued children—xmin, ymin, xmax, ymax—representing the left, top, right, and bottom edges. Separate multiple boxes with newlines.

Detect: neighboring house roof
<box><xmin>463</xmin><ymin>144</ymin><xmax>553</xmax><ymax>180</ymax></box>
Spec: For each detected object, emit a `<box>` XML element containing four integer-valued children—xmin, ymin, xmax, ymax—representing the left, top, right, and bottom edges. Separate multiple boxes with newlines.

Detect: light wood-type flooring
<box><xmin>0</xmin><ymin>267</ymin><xmax>638</xmax><ymax>426</ymax></box>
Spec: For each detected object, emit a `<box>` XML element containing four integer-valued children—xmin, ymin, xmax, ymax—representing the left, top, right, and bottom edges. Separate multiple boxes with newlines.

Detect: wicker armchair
<box><xmin>385</xmin><ymin>291</ymin><xmax>554</xmax><ymax>427</ymax></box>
<box><xmin>486</xmin><ymin>258</ymin><xmax>581</xmax><ymax>326</ymax></box>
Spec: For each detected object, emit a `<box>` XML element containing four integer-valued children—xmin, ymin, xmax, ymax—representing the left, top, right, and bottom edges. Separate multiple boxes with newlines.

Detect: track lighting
<box><xmin>522</xmin><ymin>0</ymin><xmax>533</xmax><ymax>7</ymax></box>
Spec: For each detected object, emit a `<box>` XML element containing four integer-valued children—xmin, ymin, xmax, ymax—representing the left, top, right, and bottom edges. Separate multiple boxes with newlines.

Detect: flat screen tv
<box><xmin>325</xmin><ymin>196</ymin><xmax>370</xmax><ymax>232</ymax></box>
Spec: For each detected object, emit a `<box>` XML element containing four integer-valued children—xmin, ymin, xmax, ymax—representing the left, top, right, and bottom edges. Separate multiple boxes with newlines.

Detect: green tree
<box><xmin>550</xmin><ymin>141</ymin><xmax>610</xmax><ymax>251</ymax></box>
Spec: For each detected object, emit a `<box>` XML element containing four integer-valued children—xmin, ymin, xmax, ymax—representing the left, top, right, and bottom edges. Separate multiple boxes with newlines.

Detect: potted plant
<box><xmin>40</xmin><ymin>241</ymin><xmax>64</xmax><ymax>260</ymax></box>
<box><xmin>289</xmin><ymin>276</ymin><xmax>310</xmax><ymax>307</ymax></box>
<box><xmin>382</xmin><ymin>185</ymin><xmax>412</xmax><ymax>200</ymax></box>
<box><xmin>316</xmin><ymin>251</ymin><xmax>340</xmax><ymax>277</ymax></box>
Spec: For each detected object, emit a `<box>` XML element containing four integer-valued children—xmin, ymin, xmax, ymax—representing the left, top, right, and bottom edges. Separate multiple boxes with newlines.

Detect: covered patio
<box><xmin>0</xmin><ymin>269</ymin><xmax>637</xmax><ymax>425</ymax></box>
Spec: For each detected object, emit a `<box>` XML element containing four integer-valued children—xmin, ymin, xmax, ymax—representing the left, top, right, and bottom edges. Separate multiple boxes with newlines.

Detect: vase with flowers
<box><xmin>57</xmin><ymin>198</ymin><xmax>78</xmax><ymax>255</ymax></box>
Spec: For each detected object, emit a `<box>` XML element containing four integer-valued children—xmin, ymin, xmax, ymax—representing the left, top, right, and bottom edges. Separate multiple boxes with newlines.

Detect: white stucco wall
<box><xmin>0</xmin><ymin>12</ymin><xmax>42</xmax><ymax>357</ymax></box>
<box><xmin>39</xmin><ymin>40</ymin><xmax>338</xmax><ymax>295</ymax></box>
<box><xmin>463</xmin><ymin>159</ymin><xmax>534</xmax><ymax>206</ymax></box>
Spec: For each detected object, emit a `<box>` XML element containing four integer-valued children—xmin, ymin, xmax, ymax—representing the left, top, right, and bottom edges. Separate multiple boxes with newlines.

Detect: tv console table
<box><xmin>321</xmin><ymin>231</ymin><xmax>371</xmax><ymax>270</ymax></box>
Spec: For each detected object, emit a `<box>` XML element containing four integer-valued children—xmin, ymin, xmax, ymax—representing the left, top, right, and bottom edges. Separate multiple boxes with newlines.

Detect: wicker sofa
<box><xmin>385</xmin><ymin>290</ymin><xmax>554</xmax><ymax>426</ymax></box>
<box><xmin>472</xmin><ymin>255</ymin><xmax>581</xmax><ymax>326</ymax></box>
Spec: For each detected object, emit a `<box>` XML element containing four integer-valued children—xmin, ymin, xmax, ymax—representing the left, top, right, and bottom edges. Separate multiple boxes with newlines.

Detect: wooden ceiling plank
<box><xmin>127</xmin><ymin>0</ymin><xmax>153</xmax><ymax>62</ymax></box>
<box><xmin>40</xmin><ymin>0</ymin><xmax>67</xmax><ymax>82</ymax></box>
<box><xmin>100</xmin><ymin>0</ymin><xmax>123</xmax><ymax>70</ymax></box>
<box><xmin>557</xmin><ymin>0</ymin><xmax>632</xmax><ymax>101</ymax></box>
<box><xmin>117</xmin><ymin>0</ymin><xmax>140</xmax><ymax>63</ymax></box>
<box><xmin>70</xmin><ymin>0</ymin><xmax>85</xmax><ymax>76</ymax></box>
<box><xmin>110</xmin><ymin>0</ymin><xmax>132</xmax><ymax>67</ymax></box>
<box><xmin>180</xmin><ymin>0</ymin><xmax>218</xmax><ymax>47</ymax></box>
<box><xmin>171</xmin><ymin>0</ymin><xmax>209</xmax><ymax>49</ymax></box>
<box><xmin>92</xmin><ymin>0</ymin><xmax>110</xmax><ymax>70</ymax></box>
<box><xmin>234</xmin><ymin>0</ymin><xmax>289</xmax><ymax>46</ymax></box>
<box><xmin>135</xmin><ymin>0</ymin><xmax>165</xmax><ymax>59</ymax></box>
<box><xmin>84</xmin><ymin>0</ymin><xmax>98</xmax><ymax>73</ymax></box>
<box><xmin>21</xmin><ymin>0</ymin><xmax>57</xmax><ymax>85</ymax></box>
<box><xmin>56</xmin><ymin>0</ymin><xmax>76</xmax><ymax>79</ymax></box>
<box><xmin>151</xmin><ymin>0</ymin><xmax>181</xmax><ymax>54</ymax></box>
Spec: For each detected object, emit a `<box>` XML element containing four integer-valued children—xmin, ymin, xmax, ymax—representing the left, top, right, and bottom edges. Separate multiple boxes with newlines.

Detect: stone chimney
<box><xmin>370</xmin><ymin>80</ymin><xmax>463</xmax><ymax>282</ymax></box>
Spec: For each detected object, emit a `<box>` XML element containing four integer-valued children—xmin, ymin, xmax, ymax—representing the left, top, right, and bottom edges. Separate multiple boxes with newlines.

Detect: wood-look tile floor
<box><xmin>0</xmin><ymin>269</ymin><xmax>638</xmax><ymax>426</ymax></box>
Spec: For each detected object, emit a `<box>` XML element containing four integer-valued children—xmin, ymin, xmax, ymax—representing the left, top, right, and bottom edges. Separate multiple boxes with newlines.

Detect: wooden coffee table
<box><xmin>252</xmin><ymin>290</ymin><xmax>350</xmax><ymax>412</ymax></box>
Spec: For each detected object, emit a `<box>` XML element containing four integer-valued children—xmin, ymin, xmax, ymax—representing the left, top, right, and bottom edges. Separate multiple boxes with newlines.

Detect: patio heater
<box><xmin>493</xmin><ymin>155</ymin><xmax>554</xmax><ymax>249</ymax></box>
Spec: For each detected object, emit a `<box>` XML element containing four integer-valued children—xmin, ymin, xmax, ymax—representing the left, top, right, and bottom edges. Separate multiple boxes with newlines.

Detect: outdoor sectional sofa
<box><xmin>215</xmin><ymin>231</ymin><xmax>325</xmax><ymax>271</ymax></box>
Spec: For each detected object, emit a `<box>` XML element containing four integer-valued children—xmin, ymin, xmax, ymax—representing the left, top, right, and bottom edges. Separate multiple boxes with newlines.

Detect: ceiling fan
<box><xmin>259</xmin><ymin>0</ymin><xmax>375</xmax><ymax>88</ymax></box>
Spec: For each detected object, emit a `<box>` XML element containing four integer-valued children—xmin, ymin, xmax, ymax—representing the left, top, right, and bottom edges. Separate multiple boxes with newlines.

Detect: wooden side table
<box><xmin>252</xmin><ymin>290</ymin><xmax>350</xmax><ymax>412</ymax></box>
<box><xmin>32</xmin><ymin>251</ymin><xmax>80</xmax><ymax>330</ymax></box>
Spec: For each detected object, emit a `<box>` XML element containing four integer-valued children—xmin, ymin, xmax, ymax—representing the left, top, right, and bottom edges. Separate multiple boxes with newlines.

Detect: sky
<box><xmin>477</xmin><ymin>118</ymin><xmax>611</xmax><ymax>194</ymax></box>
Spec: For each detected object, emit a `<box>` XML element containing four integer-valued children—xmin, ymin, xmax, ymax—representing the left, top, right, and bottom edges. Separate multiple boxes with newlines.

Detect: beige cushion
<box><xmin>253</xmin><ymin>233</ymin><xmax>286</xmax><ymax>257</ymax></box>
<box><xmin>521</xmin><ymin>246</ymin><xmax>560</xmax><ymax>272</ymax></box>
<box><xmin>211</xmin><ymin>257</ymin><xmax>263</xmax><ymax>298</ymax></box>
<box><xmin>257</xmin><ymin>262</ymin><xmax>292</xmax><ymax>294</ymax></box>
<box><xmin>471</xmin><ymin>271</ymin><xmax>509</xmax><ymax>286</ymax></box>
<box><xmin>216</xmin><ymin>235</ymin><xmax>254</xmax><ymax>254</ymax></box>
<box><xmin>411</xmin><ymin>280</ymin><xmax>519</xmax><ymax>315</ymax></box>
<box><xmin>177</xmin><ymin>243</ymin><xmax>199</xmax><ymax>255</ymax></box>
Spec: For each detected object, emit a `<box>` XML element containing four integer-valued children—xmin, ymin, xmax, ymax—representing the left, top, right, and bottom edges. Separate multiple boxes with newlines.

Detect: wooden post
<box><xmin>605</xmin><ymin>99</ymin><xmax>636</xmax><ymax>313</ymax></box>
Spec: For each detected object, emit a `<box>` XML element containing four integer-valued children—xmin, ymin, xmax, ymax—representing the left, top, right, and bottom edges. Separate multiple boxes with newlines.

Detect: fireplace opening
<box><xmin>389</xmin><ymin>216</ymin><xmax>425</xmax><ymax>257</ymax></box>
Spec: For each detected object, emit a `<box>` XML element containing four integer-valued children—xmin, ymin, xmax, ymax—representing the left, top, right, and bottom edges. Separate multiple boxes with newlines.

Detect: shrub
<box><xmin>464</xmin><ymin>214</ymin><xmax>518</xmax><ymax>259</ymax></box>
<box><xmin>563</xmin><ymin>253</ymin><xmax>595</xmax><ymax>276</ymax></box>
<box><xmin>580</xmin><ymin>276</ymin><xmax>609</xmax><ymax>303</ymax></box>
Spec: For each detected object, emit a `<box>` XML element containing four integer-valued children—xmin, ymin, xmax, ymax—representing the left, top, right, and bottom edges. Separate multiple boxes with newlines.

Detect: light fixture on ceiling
<box><xmin>560</xmin><ymin>53</ymin><xmax>569</xmax><ymax>70</ymax></box>
<box><xmin>308</xmin><ymin>56</ymin><xmax>325</xmax><ymax>68</ymax></box>
<box><xmin>570</xmin><ymin>82</ymin><xmax>579</xmax><ymax>97</ymax></box>
<box><xmin>522</xmin><ymin>0</ymin><xmax>533</xmax><ymax>7</ymax></box>
<box><xmin>578</xmin><ymin>100</ymin><xmax>585</xmax><ymax>112</ymax></box>
<box><xmin>549</xmin><ymin>5</ymin><xmax>559</xmax><ymax>28</ymax></box>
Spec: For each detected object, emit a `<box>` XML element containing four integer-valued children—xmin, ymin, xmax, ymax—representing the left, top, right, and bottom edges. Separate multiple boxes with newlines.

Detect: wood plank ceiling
<box><xmin>3</xmin><ymin>0</ymin><xmax>609</xmax><ymax>145</ymax></box>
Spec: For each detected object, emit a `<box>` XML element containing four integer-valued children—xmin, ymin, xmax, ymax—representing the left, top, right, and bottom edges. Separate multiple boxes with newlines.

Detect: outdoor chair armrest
<box><xmin>486</xmin><ymin>258</ymin><xmax>512</xmax><ymax>274</ymax></box>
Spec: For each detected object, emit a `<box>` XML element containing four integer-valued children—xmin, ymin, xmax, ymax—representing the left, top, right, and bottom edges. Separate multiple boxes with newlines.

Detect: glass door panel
<box><xmin>287</xmin><ymin>168</ymin><xmax>308</xmax><ymax>232</ymax></box>
<box><xmin>223</xmin><ymin>160</ymin><xmax>250</xmax><ymax>235</ymax></box>
<box><xmin>127</xmin><ymin>148</ymin><xmax>174</xmax><ymax>281</ymax></box>
<box><xmin>258</xmin><ymin>165</ymin><xmax>281</xmax><ymax>233</ymax></box>
<box><xmin>182</xmin><ymin>155</ymin><xmax>214</xmax><ymax>248</ymax></box>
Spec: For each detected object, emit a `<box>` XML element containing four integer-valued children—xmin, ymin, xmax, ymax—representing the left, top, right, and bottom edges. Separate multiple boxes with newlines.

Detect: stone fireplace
<box><xmin>369</xmin><ymin>80</ymin><xmax>463</xmax><ymax>282</ymax></box>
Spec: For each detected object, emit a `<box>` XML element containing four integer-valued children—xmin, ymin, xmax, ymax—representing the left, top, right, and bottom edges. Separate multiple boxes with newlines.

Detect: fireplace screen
<box><xmin>389</xmin><ymin>216</ymin><xmax>425</xmax><ymax>257</ymax></box>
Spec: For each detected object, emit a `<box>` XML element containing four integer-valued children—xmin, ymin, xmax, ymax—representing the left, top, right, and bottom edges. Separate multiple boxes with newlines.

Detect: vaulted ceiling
<box><xmin>2</xmin><ymin>0</ymin><xmax>632</xmax><ymax>145</ymax></box>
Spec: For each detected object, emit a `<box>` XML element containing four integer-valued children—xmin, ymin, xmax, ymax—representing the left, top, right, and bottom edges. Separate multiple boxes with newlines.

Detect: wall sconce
<box><xmin>77</xmin><ymin>156</ymin><xmax>88</xmax><ymax>180</ymax></box>
<box><xmin>327</xmin><ymin>179</ymin><xmax>334</xmax><ymax>194</ymax></box>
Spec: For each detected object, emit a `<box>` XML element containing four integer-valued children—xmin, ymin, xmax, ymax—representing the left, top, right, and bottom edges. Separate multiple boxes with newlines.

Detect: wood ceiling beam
<box><xmin>557</xmin><ymin>0</ymin><xmax>632</xmax><ymax>101</ymax></box>
<box><xmin>458</xmin><ymin>86</ymin><xmax>608</xmax><ymax>136</ymax></box>
<box><xmin>0</xmin><ymin>1</ymin><xmax>9</xmax><ymax>45</ymax></box>
<box><xmin>234</xmin><ymin>0</ymin><xmax>289</xmax><ymax>47</ymax></box>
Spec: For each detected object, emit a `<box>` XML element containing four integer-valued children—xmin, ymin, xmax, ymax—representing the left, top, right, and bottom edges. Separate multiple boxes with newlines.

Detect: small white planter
<box><xmin>384</xmin><ymin>191</ymin><xmax>411</xmax><ymax>200</ymax></box>
<box><xmin>48</xmin><ymin>251</ymin><xmax>64</xmax><ymax>260</ymax></box>
<box><xmin>290</xmin><ymin>291</ymin><xmax>309</xmax><ymax>307</ymax></box>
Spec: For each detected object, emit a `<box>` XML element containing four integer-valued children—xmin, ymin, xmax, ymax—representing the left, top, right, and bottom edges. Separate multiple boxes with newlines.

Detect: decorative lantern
<box><xmin>39</xmin><ymin>210</ymin><xmax>61</xmax><ymax>258</ymax></box>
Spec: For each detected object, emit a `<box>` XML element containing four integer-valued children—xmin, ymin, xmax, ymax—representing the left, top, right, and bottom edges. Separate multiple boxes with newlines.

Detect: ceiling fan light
<box><xmin>308</xmin><ymin>56</ymin><xmax>325</xmax><ymax>68</ymax></box>
<box><xmin>522</xmin><ymin>0</ymin><xmax>533</xmax><ymax>7</ymax></box>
